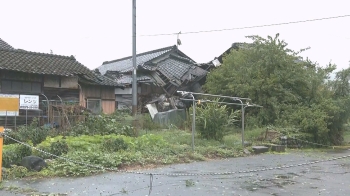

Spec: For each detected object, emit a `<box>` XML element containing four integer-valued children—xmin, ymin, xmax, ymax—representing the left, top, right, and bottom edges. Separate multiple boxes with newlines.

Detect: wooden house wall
<box><xmin>80</xmin><ymin>84</ymin><xmax>115</xmax><ymax>114</ymax></box>
<box><xmin>0</xmin><ymin>70</ymin><xmax>42</xmax><ymax>93</ymax></box>
<box><xmin>44</xmin><ymin>76</ymin><xmax>60</xmax><ymax>88</ymax></box>
<box><xmin>61</xmin><ymin>77</ymin><xmax>78</xmax><ymax>88</ymax></box>
<box><xmin>81</xmin><ymin>84</ymin><xmax>115</xmax><ymax>99</ymax></box>
<box><xmin>1</xmin><ymin>70</ymin><xmax>42</xmax><ymax>82</ymax></box>
<box><xmin>0</xmin><ymin>70</ymin><xmax>117</xmax><ymax>128</ymax></box>
<box><xmin>44</xmin><ymin>76</ymin><xmax>78</xmax><ymax>89</ymax></box>
<box><xmin>43</xmin><ymin>88</ymin><xmax>80</xmax><ymax>101</ymax></box>
<box><xmin>102</xmin><ymin>100</ymin><xmax>115</xmax><ymax>114</ymax></box>
<box><xmin>0</xmin><ymin>71</ymin><xmax>83</xmax><ymax>128</ymax></box>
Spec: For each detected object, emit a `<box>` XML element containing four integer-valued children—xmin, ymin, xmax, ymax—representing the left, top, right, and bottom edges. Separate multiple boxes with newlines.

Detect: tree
<box><xmin>204</xmin><ymin>34</ymin><xmax>350</xmax><ymax>145</ymax></box>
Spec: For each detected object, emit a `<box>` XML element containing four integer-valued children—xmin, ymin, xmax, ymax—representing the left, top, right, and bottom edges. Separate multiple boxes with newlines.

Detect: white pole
<box><xmin>131</xmin><ymin>0</ymin><xmax>137</xmax><ymax>116</ymax></box>
<box><xmin>242</xmin><ymin>105</ymin><xmax>245</xmax><ymax>148</ymax></box>
<box><xmin>191</xmin><ymin>94</ymin><xmax>196</xmax><ymax>151</ymax></box>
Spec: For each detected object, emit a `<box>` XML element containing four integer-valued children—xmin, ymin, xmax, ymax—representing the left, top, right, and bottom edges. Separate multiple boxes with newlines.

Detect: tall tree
<box><xmin>204</xmin><ymin>34</ymin><xmax>350</xmax><ymax>145</ymax></box>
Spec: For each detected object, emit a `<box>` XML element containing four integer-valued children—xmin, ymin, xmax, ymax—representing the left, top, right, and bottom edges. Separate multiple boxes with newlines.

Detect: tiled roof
<box><xmin>0</xmin><ymin>48</ymin><xmax>93</xmax><ymax>76</ymax></box>
<box><xmin>98</xmin><ymin>45</ymin><xmax>179</xmax><ymax>75</ymax></box>
<box><xmin>0</xmin><ymin>38</ymin><xmax>14</xmax><ymax>50</ymax></box>
<box><xmin>158</xmin><ymin>58</ymin><xmax>192</xmax><ymax>81</ymax></box>
<box><xmin>98</xmin><ymin>45</ymin><xmax>206</xmax><ymax>87</ymax></box>
<box><xmin>0</xmin><ymin>48</ymin><xmax>122</xmax><ymax>87</ymax></box>
<box><xmin>157</xmin><ymin>54</ymin><xmax>207</xmax><ymax>85</ymax></box>
<box><xmin>80</xmin><ymin>73</ymin><xmax>124</xmax><ymax>87</ymax></box>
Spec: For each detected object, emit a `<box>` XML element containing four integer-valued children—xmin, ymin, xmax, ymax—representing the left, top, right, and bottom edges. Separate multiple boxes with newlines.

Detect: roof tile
<box><xmin>0</xmin><ymin>48</ymin><xmax>93</xmax><ymax>76</ymax></box>
<box><xmin>0</xmin><ymin>38</ymin><xmax>14</xmax><ymax>50</ymax></box>
<box><xmin>98</xmin><ymin>46</ymin><xmax>176</xmax><ymax>74</ymax></box>
<box><xmin>157</xmin><ymin>55</ymin><xmax>207</xmax><ymax>84</ymax></box>
<box><xmin>0</xmin><ymin>48</ymin><xmax>122</xmax><ymax>87</ymax></box>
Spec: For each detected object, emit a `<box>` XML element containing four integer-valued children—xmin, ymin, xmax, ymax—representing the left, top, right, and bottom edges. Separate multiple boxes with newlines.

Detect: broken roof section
<box><xmin>98</xmin><ymin>45</ymin><xmax>207</xmax><ymax>96</ymax></box>
<box><xmin>105</xmin><ymin>71</ymin><xmax>153</xmax><ymax>85</ymax></box>
<box><xmin>199</xmin><ymin>42</ymin><xmax>247</xmax><ymax>70</ymax></box>
<box><xmin>156</xmin><ymin>54</ymin><xmax>207</xmax><ymax>86</ymax></box>
<box><xmin>98</xmin><ymin>45</ymin><xmax>196</xmax><ymax>75</ymax></box>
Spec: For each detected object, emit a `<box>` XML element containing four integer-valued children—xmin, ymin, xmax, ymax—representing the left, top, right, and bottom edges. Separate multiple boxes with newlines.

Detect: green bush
<box><xmin>192</xmin><ymin>99</ymin><xmax>238</xmax><ymax>141</ymax></box>
<box><xmin>46</xmin><ymin>150</ymin><xmax>126</xmax><ymax>176</ymax></box>
<box><xmin>121</xmin><ymin>125</ymin><xmax>137</xmax><ymax>137</ymax></box>
<box><xmin>70</xmin><ymin>113</ymin><xmax>136</xmax><ymax>136</ymax></box>
<box><xmin>3</xmin><ymin>165</ymin><xmax>29</xmax><ymax>179</ymax></box>
<box><xmin>138</xmin><ymin>114</ymin><xmax>162</xmax><ymax>130</ymax></box>
<box><xmin>16</xmin><ymin>118</ymin><xmax>49</xmax><ymax>146</ymax></box>
<box><xmin>2</xmin><ymin>144</ymin><xmax>32</xmax><ymax>168</ymax></box>
<box><xmin>244</xmin><ymin>127</ymin><xmax>266</xmax><ymax>142</ymax></box>
<box><xmin>102</xmin><ymin>138</ymin><xmax>128</xmax><ymax>152</ymax></box>
<box><xmin>50</xmin><ymin>140</ymin><xmax>69</xmax><ymax>157</ymax></box>
<box><xmin>32</xmin><ymin>139</ymin><xmax>69</xmax><ymax>159</ymax></box>
<box><xmin>3</xmin><ymin>129</ymin><xmax>22</xmax><ymax>145</ymax></box>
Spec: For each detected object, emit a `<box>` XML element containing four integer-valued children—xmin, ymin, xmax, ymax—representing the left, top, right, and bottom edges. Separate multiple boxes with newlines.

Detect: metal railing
<box><xmin>177</xmin><ymin>91</ymin><xmax>262</xmax><ymax>149</ymax></box>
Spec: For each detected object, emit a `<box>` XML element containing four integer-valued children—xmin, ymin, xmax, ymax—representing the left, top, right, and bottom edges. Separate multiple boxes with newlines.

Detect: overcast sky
<box><xmin>1</xmin><ymin>0</ymin><xmax>350</xmax><ymax>71</ymax></box>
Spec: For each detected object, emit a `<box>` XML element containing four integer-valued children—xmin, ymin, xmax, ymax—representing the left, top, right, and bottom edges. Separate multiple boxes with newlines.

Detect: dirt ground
<box><xmin>1</xmin><ymin>149</ymin><xmax>350</xmax><ymax>196</ymax></box>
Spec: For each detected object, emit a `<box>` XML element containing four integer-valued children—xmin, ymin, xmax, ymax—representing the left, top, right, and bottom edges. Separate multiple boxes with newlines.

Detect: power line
<box><xmin>139</xmin><ymin>14</ymin><xmax>350</xmax><ymax>37</ymax></box>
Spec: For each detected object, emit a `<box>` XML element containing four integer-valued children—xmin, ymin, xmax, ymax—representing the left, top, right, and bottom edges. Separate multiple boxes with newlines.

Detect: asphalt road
<box><xmin>1</xmin><ymin>149</ymin><xmax>350</xmax><ymax>196</ymax></box>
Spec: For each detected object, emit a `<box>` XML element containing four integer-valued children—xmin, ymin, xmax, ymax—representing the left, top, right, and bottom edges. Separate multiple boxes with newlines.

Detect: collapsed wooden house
<box><xmin>97</xmin><ymin>45</ymin><xmax>208</xmax><ymax>113</ymax></box>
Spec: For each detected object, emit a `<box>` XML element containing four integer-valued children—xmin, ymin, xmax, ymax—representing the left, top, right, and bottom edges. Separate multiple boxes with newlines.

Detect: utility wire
<box><xmin>139</xmin><ymin>14</ymin><xmax>350</xmax><ymax>37</ymax></box>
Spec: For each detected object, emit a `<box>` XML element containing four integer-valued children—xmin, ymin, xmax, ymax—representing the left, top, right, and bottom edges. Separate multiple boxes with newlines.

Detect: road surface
<box><xmin>1</xmin><ymin>149</ymin><xmax>350</xmax><ymax>196</ymax></box>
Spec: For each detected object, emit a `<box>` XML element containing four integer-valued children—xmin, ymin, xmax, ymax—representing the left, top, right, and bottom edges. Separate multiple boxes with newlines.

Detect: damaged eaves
<box><xmin>150</xmin><ymin>55</ymin><xmax>207</xmax><ymax>96</ymax></box>
<box><xmin>105</xmin><ymin>70</ymin><xmax>153</xmax><ymax>86</ymax></box>
<box><xmin>97</xmin><ymin>45</ymin><xmax>208</xmax><ymax>112</ymax></box>
<box><xmin>98</xmin><ymin>45</ymin><xmax>207</xmax><ymax>94</ymax></box>
<box><xmin>199</xmin><ymin>42</ymin><xmax>250</xmax><ymax>71</ymax></box>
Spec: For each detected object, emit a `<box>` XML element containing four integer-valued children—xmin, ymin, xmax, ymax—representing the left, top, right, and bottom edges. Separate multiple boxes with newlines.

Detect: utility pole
<box><xmin>132</xmin><ymin>0</ymin><xmax>137</xmax><ymax>116</ymax></box>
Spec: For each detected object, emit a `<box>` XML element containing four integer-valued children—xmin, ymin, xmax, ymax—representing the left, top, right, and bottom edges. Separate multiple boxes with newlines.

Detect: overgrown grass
<box><xmin>244</xmin><ymin>127</ymin><xmax>266</xmax><ymax>143</ymax></box>
<box><xmin>8</xmin><ymin>113</ymin><xmax>346</xmax><ymax>180</ymax></box>
<box><xmin>2</xmin><ymin>129</ymin><xmax>246</xmax><ymax>179</ymax></box>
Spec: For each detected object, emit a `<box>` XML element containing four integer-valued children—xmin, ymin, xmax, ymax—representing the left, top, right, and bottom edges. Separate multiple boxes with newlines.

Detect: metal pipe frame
<box><xmin>180</xmin><ymin>98</ymin><xmax>245</xmax><ymax>106</ymax></box>
<box><xmin>189</xmin><ymin>94</ymin><xmax>195</xmax><ymax>151</ymax></box>
<box><xmin>178</xmin><ymin>91</ymin><xmax>262</xmax><ymax>148</ymax></box>
<box><xmin>41</xmin><ymin>93</ymin><xmax>50</xmax><ymax>124</ymax></box>
<box><xmin>177</xmin><ymin>91</ymin><xmax>251</xmax><ymax>101</ymax></box>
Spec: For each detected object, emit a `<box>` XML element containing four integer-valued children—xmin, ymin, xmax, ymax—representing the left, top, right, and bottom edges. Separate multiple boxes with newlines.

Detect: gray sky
<box><xmin>1</xmin><ymin>0</ymin><xmax>350</xmax><ymax>71</ymax></box>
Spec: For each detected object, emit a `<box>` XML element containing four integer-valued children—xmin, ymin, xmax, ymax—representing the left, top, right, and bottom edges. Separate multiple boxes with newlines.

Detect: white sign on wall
<box><xmin>0</xmin><ymin>111</ymin><xmax>19</xmax><ymax>116</ymax></box>
<box><xmin>20</xmin><ymin>95</ymin><xmax>39</xmax><ymax>110</ymax></box>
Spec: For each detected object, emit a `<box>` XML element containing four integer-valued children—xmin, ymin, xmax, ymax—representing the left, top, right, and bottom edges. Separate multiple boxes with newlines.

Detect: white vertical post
<box><xmin>242</xmin><ymin>105</ymin><xmax>245</xmax><ymax>148</ymax></box>
<box><xmin>26</xmin><ymin>107</ymin><xmax>28</xmax><ymax>130</ymax></box>
<box><xmin>191</xmin><ymin>95</ymin><xmax>196</xmax><ymax>151</ymax></box>
<box><xmin>5</xmin><ymin>111</ymin><xmax>7</xmax><ymax>129</ymax></box>
<box><xmin>131</xmin><ymin>0</ymin><xmax>137</xmax><ymax>116</ymax></box>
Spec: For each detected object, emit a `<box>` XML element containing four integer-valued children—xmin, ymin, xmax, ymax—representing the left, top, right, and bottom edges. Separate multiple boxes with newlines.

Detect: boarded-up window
<box><xmin>1</xmin><ymin>80</ymin><xmax>42</xmax><ymax>93</ymax></box>
<box><xmin>12</xmin><ymin>81</ymin><xmax>22</xmax><ymax>91</ymax></box>
<box><xmin>1</xmin><ymin>80</ymin><xmax>11</xmax><ymax>92</ymax></box>
<box><xmin>22</xmin><ymin>82</ymin><xmax>31</xmax><ymax>91</ymax></box>
<box><xmin>32</xmin><ymin>83</ymin><xmax>41</xmax><ymax>93</ymax></box>
<box><xmin>87</xmin><ymin>99</ymin><xmax>101</xmax><ymax>114</ymax></box>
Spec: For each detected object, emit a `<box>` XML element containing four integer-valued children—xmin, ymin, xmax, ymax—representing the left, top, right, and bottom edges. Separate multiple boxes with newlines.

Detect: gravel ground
<box><xmin>1</xmin><ymin>149</ymin><xmax>350</xmax><ymax>196</ymax></box>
